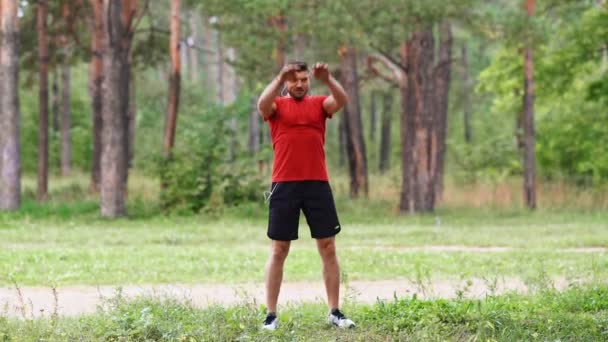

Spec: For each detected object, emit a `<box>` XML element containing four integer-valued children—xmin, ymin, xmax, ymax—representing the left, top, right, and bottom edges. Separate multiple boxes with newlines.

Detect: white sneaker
<box><xmin>262</xmin><ymin>314</ymin><xmax>279</xmax><ymax>331</ymax></box>
<box><xmin>328</xmin><ymin>309</ymin><xmax>356</xmax><ymax>328</ymax></box>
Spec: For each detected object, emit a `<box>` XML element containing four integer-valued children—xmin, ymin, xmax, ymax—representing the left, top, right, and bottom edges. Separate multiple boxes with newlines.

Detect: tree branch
<box><xmin>131</xmin><ymin>0</ymin><xmax>150</xmax><ymax>32</ymax></box>
<box><xmin>370</xmin><ymin>44</ymin><xmax>407</xmax><ymax>73</ymax></box>
<box><xmin>367</xmin><ymin>52</ymin><xmax>406</xmax><ymax>87</ymax></box>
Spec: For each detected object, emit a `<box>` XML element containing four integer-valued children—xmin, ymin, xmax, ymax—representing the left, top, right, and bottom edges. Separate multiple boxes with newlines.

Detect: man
<box><xmin>257</xmin><ymin>61</ymin><xmax>355</xmax><ymax>330</ymax></box>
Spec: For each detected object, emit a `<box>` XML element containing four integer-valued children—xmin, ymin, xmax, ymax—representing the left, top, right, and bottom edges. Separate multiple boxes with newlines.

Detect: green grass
<box><xmin>1</xmin><ymin>284</ymin><xmax>608</xmax><ymax>341</ymax></box>
<box><xmin>1</xmin><ymin>196</ymin><xmax>607</xmax><ymax>286</ymax></box>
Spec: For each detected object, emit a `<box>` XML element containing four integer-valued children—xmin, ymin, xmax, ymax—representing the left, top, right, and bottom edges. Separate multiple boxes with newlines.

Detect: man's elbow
<box><xmin>337</xmin><ymin>95</ymin><xmax>348</xmax><ymax>110</ymax></box>
<box><xmin>257</xmin><ymin>104</ymin><xmax>273</xmax><ymax>119</ymax></box>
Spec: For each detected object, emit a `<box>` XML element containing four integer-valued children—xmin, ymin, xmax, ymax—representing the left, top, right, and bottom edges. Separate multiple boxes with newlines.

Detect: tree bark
<box><xmin>202</xmin><ymin>16</ymin><xmax>215</xmax><ymax>99</ymax></box>
<box><xmin>37</xmin><ymin>0</ymin><xmax>49</xmax><ymax>201</ymax></box>
<box><xmin>128</xmin><ymin>69</ymin><xmax>136</xmax><ymax>168</ymax></box>
<box><xmin>293</xmin><ymin>33</ymin><xmax>307</xmax><ymax>60</ymax></box>
<box><xmin>100</xmin><ymin>0</ymin><xmax>135</xmax><ymax>218</ymax></box>
<box><xmin>338</xmin><ymin>115</ymin><xmax>346</xmax><ymax>167</ymax></box>
<box><xmin>89</xmin><ymin>0</ymin><xmax>103</xmax><ymax>193</ymax></box>
<box><xmin>340</xmin><ymin>46</ymin><xmax>368</xmax><ymax>198</ymax></box>
<box><xmin>188</xmin><ymin>13</ymin><xmax>200</xmax><ymax>83</ymax></box>
<box><xmin>216</xmin><ymin>30</ymin><xmax>224</xmax><ymax>104</ymax></box>
<box><xmin>369</xmin><ymin>90</ymin><xmax>377</xmax><ymax>143</ymax></box>
<box><xmin>379</xmin><ymin>91</ymin><xmax>393</xmax><ymax>173</ymax></box>
<box><xmin>248</xmin><ymin>96</ymin><xmax>260</xmax><ymax>154</ymax></box>
<box><xmin>462</xmin><ymin>44</ymin><xmax>472</xmax><ymax>144</ymax></box>
<box><xmin>410</xmin><ymin>29</ymin><xmax>436</xmax><ymax>212</ymax></box>
<box><xmin>523</xmin><ymin>0</ymin><xmax>537</xmax><ymax>209</ymax></box>
<box><xmin>399</xmin><ymin>41</ymin><xmax>415</xmax><ymax>213</ymax></box>
<box><xmin>52</xmin><ymin>68</ymin><xmax>59</xmax><ymax>132</ymax></box>
<box><xmin>61</xmin><ymin>62</ymin><xmax>71</xmax><ymax>176</ymax></box>
<box><xmin>434</xmin><ymin>21</ymin><xmax>453</xmax><ymax>200</ymax></box>
<box><xmin>164</xmin><ymin>0</ymin><xmax>180</xmax><ymax>157</ymax></box>
<box><xmin>0</xmin><ymin>0</ymin><xmax>21</xmax><ymax>211</ymax></box>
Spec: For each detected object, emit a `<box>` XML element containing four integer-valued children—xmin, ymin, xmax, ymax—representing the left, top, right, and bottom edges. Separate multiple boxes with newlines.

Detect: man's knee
<box><xmin>317</xmin><ymin>237</ymin><xmax>336</xmax><ymax>258</ymax></box>
<box><xmin>271</xmin><ymin>240</ymin><xmax>291</xmax><ymax>261</ymax></box>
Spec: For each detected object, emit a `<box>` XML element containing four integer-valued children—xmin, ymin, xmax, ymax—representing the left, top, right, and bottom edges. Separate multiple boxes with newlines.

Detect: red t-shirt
<box><xmin>266</xmin><ymin>95</ymin><xmax>332</xmax><ymax>182</ymax></box>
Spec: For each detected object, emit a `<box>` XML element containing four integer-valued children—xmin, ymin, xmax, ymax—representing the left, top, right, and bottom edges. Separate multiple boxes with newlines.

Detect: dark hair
<box><xmin>287</xmin><ymin>60</ymin><xmax>308</xmax><ymax>72</ymax></box>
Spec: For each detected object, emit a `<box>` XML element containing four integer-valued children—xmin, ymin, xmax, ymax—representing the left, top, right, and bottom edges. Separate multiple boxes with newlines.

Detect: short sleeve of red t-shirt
<box><xmin>266</xmin><ymin>95</ymin><xmax>330</xmax><ymax>182</ymax></box>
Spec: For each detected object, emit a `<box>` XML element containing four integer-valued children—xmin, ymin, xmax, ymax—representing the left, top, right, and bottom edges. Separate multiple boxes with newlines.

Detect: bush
<box><xmin>159</xmin><ymin>102</ymin><xmax>266</xmax><ymax>214</ymax></box>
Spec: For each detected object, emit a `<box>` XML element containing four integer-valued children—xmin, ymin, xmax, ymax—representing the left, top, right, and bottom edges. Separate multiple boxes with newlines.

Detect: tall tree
<box><xmin>408</xmin><ymin>29</ymin><xmax>436</xmax><ymax>212</ymax></box>
<box><xmin>379</xmin><ymin>90</ymin><xmax>393</xmax><ymax>173</ymax></box>
<box><xmin>188</xmin><ymin>13</ymin><xmax>200</xmax><ymax>83</ymax></box>
<box><xmin>164</xmin><ymin>0</ymin><xmax>181</xmax><ymax>157</ymax></box>
<box><xmin>340</xmin><ymin>46</ymin><xmax>368</xmax><ymax>198</ymax></box>
<box><xmin>100</xmin><ymin>0</ymin><xmax>137</xmax><ymax>217</ymax></box>
<box><xmin>52</xmin><ymin>68</ymin><xmax>59</xmax><ymax>132</ymax></box>
<box><xmin>461</xmin><ymin>43</ymin><xmax>472</xmax><ymax>144</ymax></box>
<box><xmin>128</xmin><ymin>70</ymin><xmax>136</xmax><ymax>168</ymax></box>
<box><xmin>522</xmin><ymin>0</ymin><xmax>537</xmax><ymax>209</ymax></box>
<box><xmin>37</xmin><ymin>0</ymin><xmax>50</xmax><ymax>201</ymax></box>
<box><xmin>61</xmin><ymin>62</ymin><xmax>72</xmax><ymax>176</ymax></box>
<box><xmin>434</xmin><ymin>21</ymin><xmax>453</xmax><ymax>200</ymax></box>
<box><xmin>369</xmin><ymin>90</ymin><xmax>377</xmax><ymax>143</ymax></box>
<box><xmin>0</xmin><ymin>0</ymin><xmax>21</xmax><ymax>211</ymax></box>
<box><xmin>89</xmin><ymin>0</ymin><xmax>104</xmax><ymax>193</ymax></box>
<box><xmin>248</xmin><ymin>96</ymin><xmax>260</xmax><ymax>154</ymax></box>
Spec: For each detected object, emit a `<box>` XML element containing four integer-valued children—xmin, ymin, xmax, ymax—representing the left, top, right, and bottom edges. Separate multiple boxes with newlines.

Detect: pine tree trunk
<box><xmin>434</xmin><ymin>21</ymin><xmax>452</xmax><ymax>200</ymax></box>
<box><xmin>400</xmin><ymin>41</ymin><xmax>415</xmax><ymax>213</ymax></box>
<box><xmin>37</xmin><ymin>0</ymin><xmax>49</xmax><ymax>201</ymax></box>
<box><xmin>340</xmin><ymin>46</ymin><xmax>368</xmax><ymax>198</ymax></box>
<box><xmin>189</xmin><ymin>13</ymin><xmax>200</xmax><ymax>83</ymax></box>
<box><xmin>523</xmin><ymin>0</ymin><xmax>537</xmax><ymax>209</ymax></box>
<box><xmin>216</xmin><ymin>31</ymin><xmax>224</xmax><ymax>104</ymax></box>
<box><xmin>379</xmin><ymin>91</ymin><xmax>392</xmax><ymax>173</ymax></box>
<box><xmin>293</xmin><ymin>34</ymin><xmax>307</xmax><ymax>60</ymax></box>
<box><xmin>52</xmin><ymin>68</ymin><xmax>59</xmax><ymax>132</ymax></box>
<box><xmin>202</xmin><ymin>16</ymin><xmax>215</xmax><ymax>99</ymax></box>
<box><xmin>100</xmin><ymin>0</ymin><xmax>133</xmax><ymax>218</ymax></box>
<box><xmin>128</xmin><ymin>70</ymin><xmax>136</xmax><ymax>168</ymax></box>
<box><xmin>405</xmin><ymin>29</ymin><xmax>436</xmax><ymax>212</ymax></box>
<box><xmin>89</xmin><ymin>0</ymin><xmax>103</xmax><ymax>193</ymax></box>
<box><xmin>164</xmin><ymin>0</ymin><xmax>181</xmax><ymax>157</ymax></box>
<box><xmin>369</xmin><ymin>91</ymin><xmax>377</xmax><ymax>143</ymax></box>
<box><xmin>249</xmin><ymin>96</ymin><xmax>260</xmax><ymax>154</ymax></box>
<box><xmin>338</xmin><ymin>115</ymin><xmax>346</xmax><ymax>167</ymax></box>
<box><xmin>60</xmin><ymin>62</ymin><xmax>71</xmax><ymax>176</ymax></box>
<box><xmin>462</xmin><ymin>44</ymin><xmax>472</xmax><ymax>144</ymax></box>
<box><xmin>0</xmin><ymin>0</ymin><xmax>21</xmax><ymax>211</ymax></box>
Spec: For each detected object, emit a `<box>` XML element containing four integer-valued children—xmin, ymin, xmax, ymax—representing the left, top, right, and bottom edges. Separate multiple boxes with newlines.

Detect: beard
<box><xmin>288</xmin><ymin>88</ymin><xmax>307</xmax><ymax>100</ymax></box>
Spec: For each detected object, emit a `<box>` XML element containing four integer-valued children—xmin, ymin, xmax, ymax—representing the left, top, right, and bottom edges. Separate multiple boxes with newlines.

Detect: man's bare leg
<box><xmin>265</xmin><ymin>240</ymin><xmax>291</xmax><ymax>313</ymax></box>
<box><xmin>316</xmin><ymin>236</ymin><xmax>340</xmax><ymax>310</ymax></box>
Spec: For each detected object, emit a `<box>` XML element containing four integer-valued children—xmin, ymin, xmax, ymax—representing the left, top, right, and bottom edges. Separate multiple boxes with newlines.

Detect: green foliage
<box><xmin>1</xmin><ymin>285</ymin><xmax>608</xmax><ymax>340</ymax></box>
<box><xmin>449</xmin><ymin>134</ymin><xmax>520</xmax><ymax>183</ymax></box>
<box><xmin>159</xmin><ymin>99</ymin><xmax>266</xmax><ymax>214</ymax></box>
<box><xmin>18</xmin><ymin>64</ymin><xmax>93</xmax><ymax>175</ymax></box>
<box><xmin>361</xmin><ymin>284</ymin><xmax>608</xmax><ymax>340</ymax></box>
<box><xmin>475</xmin><ymin>4</ymin><xmax>608</xmax><ymax>184</ymax></box>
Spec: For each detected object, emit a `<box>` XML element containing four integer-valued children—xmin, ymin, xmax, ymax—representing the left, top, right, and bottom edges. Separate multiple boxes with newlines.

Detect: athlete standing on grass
<box><xmin>257</xmin><ymin>61</ymin><xmax>355</xmax><ymax>330</ymax></box>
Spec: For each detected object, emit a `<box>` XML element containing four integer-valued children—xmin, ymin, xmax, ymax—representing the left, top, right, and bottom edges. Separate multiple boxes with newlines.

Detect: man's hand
<box><xmin>313</xmin><ymin>63</ymin><xmax>330</xmax><ymax>84</ymax></box>
<box><xmin>278</xmin><ymin>64</ymin><xmax>300</xmax><ymax>83</ymax></box>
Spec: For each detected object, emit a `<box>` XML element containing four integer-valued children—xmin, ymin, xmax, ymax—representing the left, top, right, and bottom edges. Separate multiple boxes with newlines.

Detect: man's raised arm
<box><xmin>313</xmin><ymin>63</ymin><xmax>348</xmax><ymax>116</ymax></box>
<box><xmin>257</xmin><ymin>65</ymin><xmax>298</xmax><ymax>119</ymax></box>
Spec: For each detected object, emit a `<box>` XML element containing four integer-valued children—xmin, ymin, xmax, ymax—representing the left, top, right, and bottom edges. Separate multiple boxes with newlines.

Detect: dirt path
<box><xmin>2</xmin><ymin>246</ymin><xmax>604</xmax><ymax>317</ymax></box>
<box><xmin>0</xmin><ymin>277</ymin><xmax>585</xmax><ymax>318</ymax></box>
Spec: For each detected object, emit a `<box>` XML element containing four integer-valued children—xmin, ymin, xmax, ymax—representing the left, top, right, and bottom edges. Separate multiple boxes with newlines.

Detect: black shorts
<box><xmin>267</xmin><ymin>181</ymin><xmax>341</xmax><ymax>241</ymax></box>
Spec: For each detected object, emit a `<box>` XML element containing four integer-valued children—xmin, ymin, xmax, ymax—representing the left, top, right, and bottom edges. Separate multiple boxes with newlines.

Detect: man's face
<box><xmin>285</xmin><ymin>70</ymin><xmax>309</xmax><ymax>100</ymax></box>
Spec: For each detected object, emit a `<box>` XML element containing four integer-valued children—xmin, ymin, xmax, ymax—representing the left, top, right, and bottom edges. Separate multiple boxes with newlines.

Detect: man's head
<box><xmin>283</xmin><ymin>61</ymin><xmax>309</xmax><ymax>100</ymax></box>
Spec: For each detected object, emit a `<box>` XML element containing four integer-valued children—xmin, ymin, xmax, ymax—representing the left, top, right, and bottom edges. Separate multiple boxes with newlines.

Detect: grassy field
<box><xmin>1</xmin><ymin>174</ymin><xmax>607</xmax><ymax>287</ymax></box>
<box><xmin>1</xmin><ymin>284</ymin><xmax>607</xmax><ymax>341</ymax></box>
<box><xmin>1</xmin><ymin>174</ymin><xmax>607</xmax><ymax>340</ymax></box>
